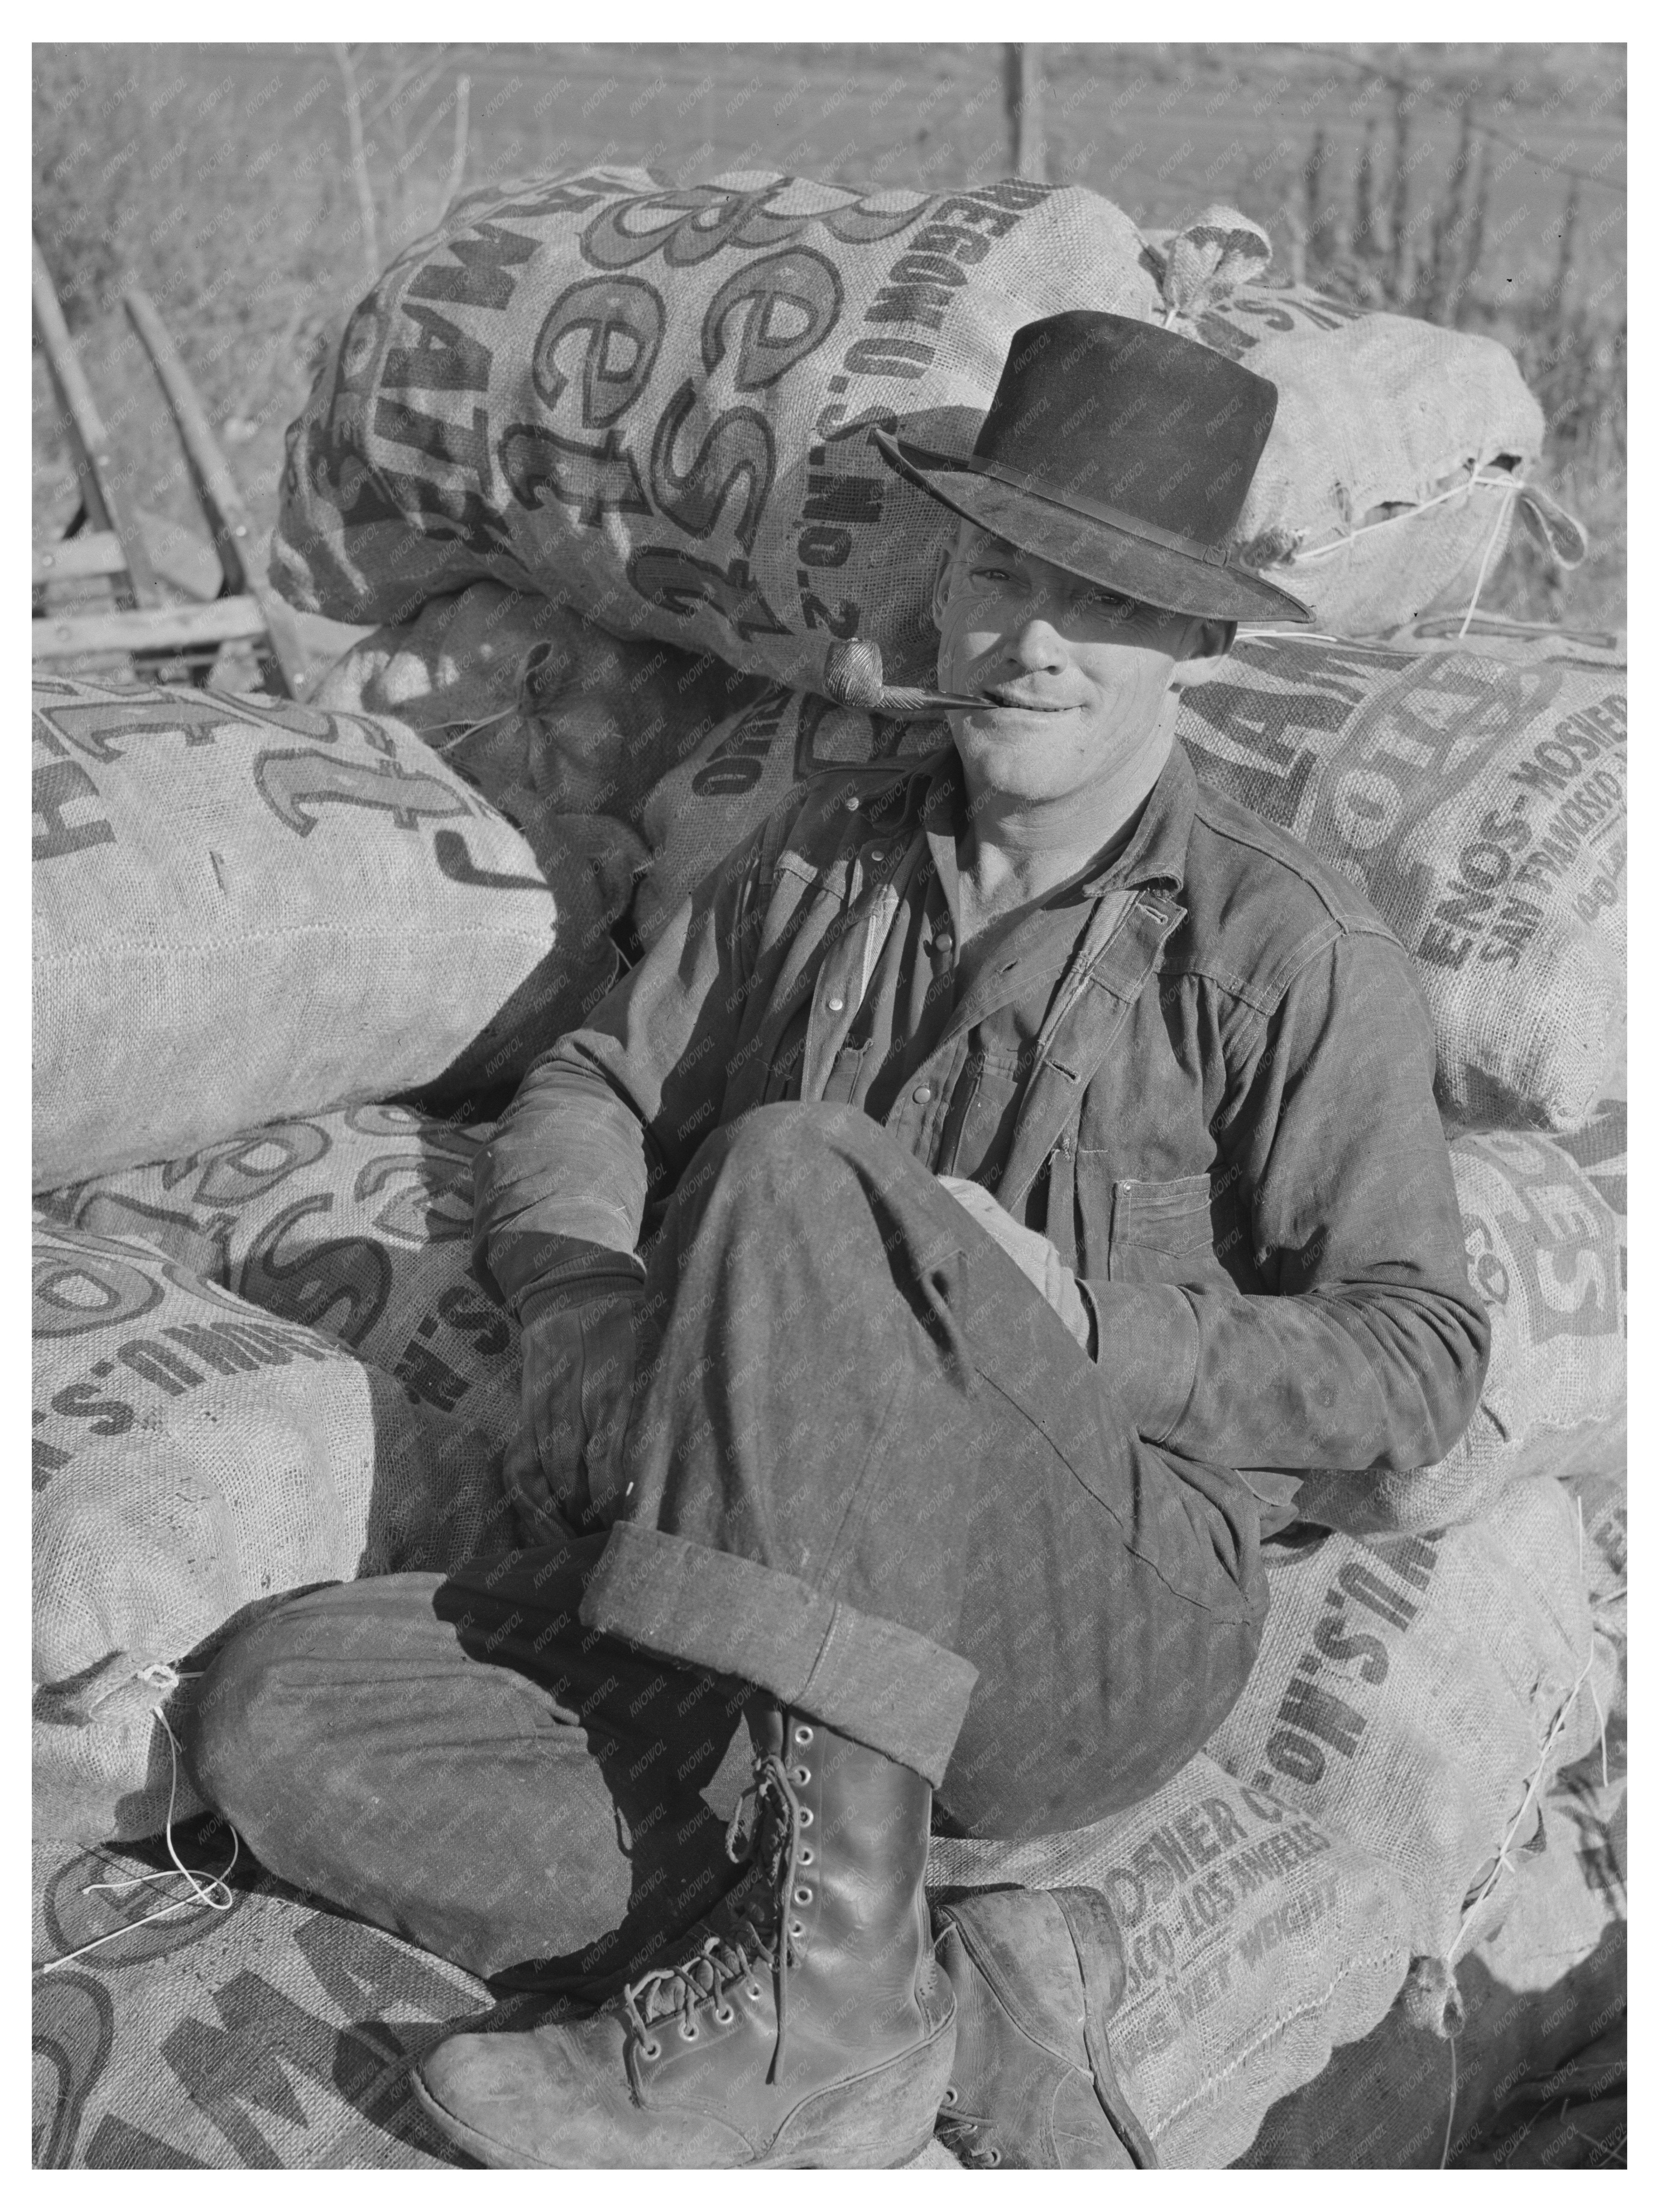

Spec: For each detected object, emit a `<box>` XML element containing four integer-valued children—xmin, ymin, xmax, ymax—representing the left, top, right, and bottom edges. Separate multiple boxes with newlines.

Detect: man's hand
<box><xmin>936</xmin><ymin>1174</ymin><xmax>1094</xmax><ymax>1352</ymax></box>
<box><xmin>505</xmin><ymin>1283</ymin><xmax>644</xmax><ymax>1540</ymax></box>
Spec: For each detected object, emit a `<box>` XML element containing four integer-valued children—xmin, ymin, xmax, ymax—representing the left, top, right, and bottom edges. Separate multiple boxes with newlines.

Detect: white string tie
<box><xmin>1454</xmin><ymin>478</ymin><xmax>1523</xmax><ymax>641</ymax></box>
<box><xmin>422</xmin><ymin>702</ymin><xmax>524</xmax><ymax>756</ymax></box>
<box><xmin>1285</xmin><ymin>467</ymin><xmax>1518</xmax><ymax>568</ymax></box>
<box><xmin>35</xmin><ymin>1688</ymin><xmax>241</xmax><ymax>1977</ymax></box>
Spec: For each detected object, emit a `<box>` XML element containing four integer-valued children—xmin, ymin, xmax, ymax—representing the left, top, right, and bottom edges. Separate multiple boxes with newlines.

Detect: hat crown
<box><xmin>971</xmin><ymin>311</ymin><xmax>1277</xmax><ymax>551</ymax></box>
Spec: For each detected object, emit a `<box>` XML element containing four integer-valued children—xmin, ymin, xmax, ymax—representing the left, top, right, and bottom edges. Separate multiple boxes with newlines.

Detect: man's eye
<box><xmin>970</xmin><ymin>565</ymin><xmax>1013</xmax><ymax>584</ymax></box>
<box><xmin>1077</xmin><ymin>589</ymin><xmax>1138</xmax><ymax>619</ymax></box>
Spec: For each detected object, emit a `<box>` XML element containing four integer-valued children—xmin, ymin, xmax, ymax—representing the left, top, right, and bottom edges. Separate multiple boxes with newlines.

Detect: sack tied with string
<box><xmin>1142</xmin><ymin>207</ymin><xmax>1574</xmax><ymax>636</ymax></box>
<box><xmin>928</xmin><ymin>1753</ymin><xmax>1411</xmax><ymax>2169</ymax></box>
<box><xmin>1238</xmin><ymin>1771</ymin><xmax>1625</xmax><ymax>2169</ymax></box>
<box><xmin>31</xmin><ymin>1824</ymin><xmax>519</xmax><ymax>2169</ymax></box>
<box><xmin>1204</xmin><ymin>1476</ymin><xmax>1596</xmax><ymax>2036</ymax></box>
<box><xmin>270</xmin><ymin>165</ymin><xmax>1159</xmax><ymax>692</ymax></box>
<box><xmin>35</xmin><ymin>1103</ymin><xmax>522</xmax><ymax>1453</ymax></box>
<box><xmin>32</xmin><ymin>674</ymin><xmax>619</xmax><ymax>1190</ymax></box>
<box><xmin>1294</xmin><ymin>1128</ymin><xmax>1625</xmax><ymax>1536</ymax></box>
<box><xmin>310</xmin><ymin>577</ymin><xmax>767</xmax><ymax>920</ymax></box>
<box><xmin>1469</xmin><ymin>1763</ymin><xmax>1626</xmax><ymax>2000</ymax></box>
<box><xmin>33</xmin><ymin>1217</ymin><xmax>513</xmax><ymax>1844</ymax></box>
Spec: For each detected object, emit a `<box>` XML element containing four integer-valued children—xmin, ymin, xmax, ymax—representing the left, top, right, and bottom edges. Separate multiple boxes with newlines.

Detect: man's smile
<box><xmin>975</xmin><ymin>685</ymin><xmax>1073</xmax><ymax>714</ymax></box>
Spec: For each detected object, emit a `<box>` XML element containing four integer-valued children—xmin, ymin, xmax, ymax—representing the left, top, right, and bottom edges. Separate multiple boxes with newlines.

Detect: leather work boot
<box><xmin>933</xmin><ymin>1886</ymin><xmax>1159</xmax><ymax>2169</ymax></box>
<box><xmin>413</xmin><ymin>1709</ymin><xmax>955</xmax><ymax>2167</ymax></box>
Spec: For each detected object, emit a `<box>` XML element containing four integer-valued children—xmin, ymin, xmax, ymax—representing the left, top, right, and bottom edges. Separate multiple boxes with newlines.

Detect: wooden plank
<box><xmin>123</xmin><ymin>287</ymin><xmax>312</xmax><ymax>699</ymax></box>
<box><xmin>32</xmin><ymin>243</ymin><xmax>115</xmax><ymax>532</ymax></box>
<box><xmin>33</xmin><ymin>597</ymin><xmax>268</xmax><ymax>660</ymax></box>
<box><xmin>32</xmin><ymin>241</ymin><xmax>161</xmax><ymax>607</ymax></box>
<box><xmin>123</xmin><ymin>289</ymin><xmax>244</xmax><ymax>593</ymax></box>
<box><xmin>32</xmin><ymin>533</ymin><xmax>126</xmax><ymax>586</ymax></box>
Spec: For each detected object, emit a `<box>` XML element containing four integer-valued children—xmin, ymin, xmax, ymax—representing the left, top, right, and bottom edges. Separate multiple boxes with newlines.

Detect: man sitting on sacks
<box><xmin>189</xmin><ymin>313</ymin><xmax>1489</xmax><ymax>2170</ymax></box>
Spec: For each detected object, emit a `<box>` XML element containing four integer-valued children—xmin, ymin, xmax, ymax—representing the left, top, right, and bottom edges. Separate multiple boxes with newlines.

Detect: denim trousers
<box><xmin>188</xmin><ymin>1104</ymin><xmax>1266</xmax><ymax>1989</ymax></box>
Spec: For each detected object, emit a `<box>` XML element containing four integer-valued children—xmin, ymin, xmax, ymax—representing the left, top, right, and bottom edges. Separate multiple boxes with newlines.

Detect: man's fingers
<box><xmin>503</xmin><ymin>1420</ymin><xmax>556</xmax><ymax>1522</ymax></box>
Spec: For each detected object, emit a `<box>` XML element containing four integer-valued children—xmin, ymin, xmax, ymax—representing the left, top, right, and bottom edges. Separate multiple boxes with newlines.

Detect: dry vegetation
<box><xmin>33</xmin><ymin>42</ymin><xmax>1625</xmax><ymax>643</ymax></box>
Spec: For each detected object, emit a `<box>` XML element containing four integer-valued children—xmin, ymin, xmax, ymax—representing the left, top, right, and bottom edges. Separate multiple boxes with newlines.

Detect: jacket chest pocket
<box><xmin>1077</xmin><ymin>1164</ymin><xmax>1220</xmax><ymax>1285</ymax></box>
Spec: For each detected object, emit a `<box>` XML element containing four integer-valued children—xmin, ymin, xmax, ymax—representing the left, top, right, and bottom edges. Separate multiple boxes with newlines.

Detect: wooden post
<box><xmin>1003</xmin><ymin>44</ymin><xmax>1046</xmax><ymax>182</ymax></box>
<box><xmin>334</xmin><ymin>42</ymin><xmax>382</xmax><ymax>290</ymax></box>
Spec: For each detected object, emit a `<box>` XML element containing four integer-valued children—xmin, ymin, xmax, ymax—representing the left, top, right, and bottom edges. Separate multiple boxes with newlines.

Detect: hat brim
<box><xmin>873</xmin><ymin>430</ymin><xmax>1313</xmax><ymax>626</ymax></box>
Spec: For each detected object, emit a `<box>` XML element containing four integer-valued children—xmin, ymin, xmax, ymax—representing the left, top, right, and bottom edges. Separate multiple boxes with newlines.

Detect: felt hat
<box><xmin>873</xmin><ymin>310</ymin><xmax>1312</xmax><ymax>623</ymax></box>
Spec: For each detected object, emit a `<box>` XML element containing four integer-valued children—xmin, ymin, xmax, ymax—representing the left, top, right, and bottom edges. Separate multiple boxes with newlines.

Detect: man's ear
<box><xmin>1167</xmin><ymin>617</ymin><xmax>1236</xmax><ymax>691</ymax></box>
<box><xmin>929</xmin><ymin>531</ymin><xmax>959</xmax><ymax>633</ymax></box>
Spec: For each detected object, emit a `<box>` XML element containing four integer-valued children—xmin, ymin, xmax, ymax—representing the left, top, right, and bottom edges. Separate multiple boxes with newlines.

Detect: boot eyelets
<box><xmin>982</xmin><ymin>2150</ymin><xmax>1002</xmax><ymax>2167</ymax></box>
<box><xmin>713</xmin><ymin>2004</ymin><xmax>735</xmax><ymax>2025</ymax></box>
<box><xmin>798</xmin><ymin>1847</ymin><xmax>815</xmax><ymax>1865</ymax></box>
<box><xmin>639</xmin><ymin>2038</ymin><xmax>662</xmax><ymax>2061</ymax></box>
<box><xmin>746</xmin><ymin>1981</ymin><xmax>764</xmax><ymax>2000</ymax></box>
<box><xmin>797</xmin><ymin>1807</ymin><xmax>813</xmax><ymax>1826</ymax></box>
<box><xmin>941</xmin><ymin>2085</ymin><xmax>960</xmax><ymax>2107</ymax></box>
<box><xmin>793</xmin><ymin>1725</ymin><xmax>814</xmax><ymax>1745</ymax></box>
<box><xmin>793</xmin><ymin>1885</ymin><xmax>813</xmax><ymax>1905</ymax></box>
<box><xmin>792</xmin><ymin>1765</ymin><xmax>811</xmax><ymax>1786</ymax></box>
<box><xmin>789</xmin><ymin>1919</ymin><xmax>805</xmax><ymax>1939</ymax></box>
<box><xmin>679</xmin><ymin>2022</ymin><xmax>699</xmax><ymax>2041</ymax></box>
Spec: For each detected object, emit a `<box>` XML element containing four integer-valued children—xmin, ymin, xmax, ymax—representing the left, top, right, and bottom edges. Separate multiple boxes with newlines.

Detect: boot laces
<box><xmin>619</xmin><ymin>1748</ymin><xmax>804</xmax><ymax>2082</ymax></box>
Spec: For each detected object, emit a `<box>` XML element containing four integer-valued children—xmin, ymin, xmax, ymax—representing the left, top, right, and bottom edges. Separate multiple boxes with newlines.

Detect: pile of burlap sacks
<box><xmin>33</xmin><ymin>174</ymin><xmax>1625</xmax><ymax>2168</ymax></box>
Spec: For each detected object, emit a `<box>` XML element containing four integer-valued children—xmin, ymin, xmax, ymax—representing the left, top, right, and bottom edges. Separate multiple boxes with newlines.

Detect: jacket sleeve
<box><xmin>1082</xmin><ymin>928</ymin><xmax>1490</xmax><ymax>1473</ymax></box>
<box><xmin>472</xmin><ymin>830</ymin><xmax>772</xmax><ymax>1316</ymax></box>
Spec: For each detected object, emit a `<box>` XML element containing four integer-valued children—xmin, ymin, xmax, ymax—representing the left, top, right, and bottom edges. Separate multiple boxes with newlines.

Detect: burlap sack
<box><xmin>310</xmin><ymin>579</ymin><xmax>766</xmax><ymax>917</ymax></box>
<box><xmin>271</xmin><ymin>166</ymin><xmax>1158</xmax><ymax>690</ymax></box>
<box><xmin>1143</xmin><ymin>208</ymin><xmax>1554</xmax><ymax>636</ymax></box>
<box><xmin>927</xmin><ymin>1754</ymin><xmax>1410</xmax><ymax>2169</ymax></box>
<box><xmin>33</xmin><ymin>1217</ymin><xmax>512</xmax><ymax>1842</ymax></box>
<box><xmin>37</xmin><ymin>1104</ymin><xmax>521</xmax><ymax>1451</ymax></box>
<box><xmin>32</xmin><ymin>674</ymin><xmax>618</xmax><ymax>1190</ymax></box>
<box><xmin>1295</xmin><ymin>1129</ymin><xmax>1625</xmax><ymax>1535</ymax></box>
<box><xmin>1174</xmin><ymin>633</ymin><xmax>1625</xmax><ymax>1128</ymax></box>
<box><xmin>1205</xmin><ymin>1476</ymin><xmax>1595</xmax><ymax>2021</ymax></box>
<box><xmin>1558</xmin><ymin>1086</ymin><xmax>1626</xmax><ymax>1270</ymax></box>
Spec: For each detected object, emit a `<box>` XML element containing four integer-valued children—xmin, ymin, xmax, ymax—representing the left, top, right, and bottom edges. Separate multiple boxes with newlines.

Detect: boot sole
<box><xmin>410</xmin><ymin>2007</ymin><xmax>955</xmax><ymax>2171</ymax></box>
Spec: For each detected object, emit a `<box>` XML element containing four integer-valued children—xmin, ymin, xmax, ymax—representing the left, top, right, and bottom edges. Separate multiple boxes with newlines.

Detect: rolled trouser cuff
<box><xmin>580</xmin><ymin>1524</ymin><xmax>978</xmax><ymax>1786</ymax></box>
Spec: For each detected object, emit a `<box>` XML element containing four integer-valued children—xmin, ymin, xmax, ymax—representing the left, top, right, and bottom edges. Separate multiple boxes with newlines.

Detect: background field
<box><xmin>33</xmin><ymin>41</ymin><xmax>1626</xmax><ymax>645</ymax></box>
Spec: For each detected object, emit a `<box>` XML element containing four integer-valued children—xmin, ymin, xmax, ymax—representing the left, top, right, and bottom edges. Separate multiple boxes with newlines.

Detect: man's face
<box><xmin>932</xmin><ymin>523</ymin><xmax>1210</xmax><ymax>807</ymax></box>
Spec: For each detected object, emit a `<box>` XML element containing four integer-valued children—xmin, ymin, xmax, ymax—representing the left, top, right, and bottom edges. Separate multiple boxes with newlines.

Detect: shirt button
<box><xmin>842</xmin><ymin>793</ymin><xmax>861</xmax><ymax>811</ymax></box>
<box><xmin>912</xmin><ymin>1084</ymin><xmax>933</xmax><ymax>1104</ymax></box>
<box><xmin>869</xmin><ymin>848</ymin><xmax>885</xmax><ymax>864</ymax></box>
<box><xmin>826</xmin><ymin>995</ymin><xmax>846</xmax><ymax>1013</ymax></box>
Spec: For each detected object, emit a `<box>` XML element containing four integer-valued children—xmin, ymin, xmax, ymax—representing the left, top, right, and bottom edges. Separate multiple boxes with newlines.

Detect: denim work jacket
<box><xmin>475</xmin><ymin>740</ymin><xmax>1490</xmax><ymax>1512</ymax></box>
